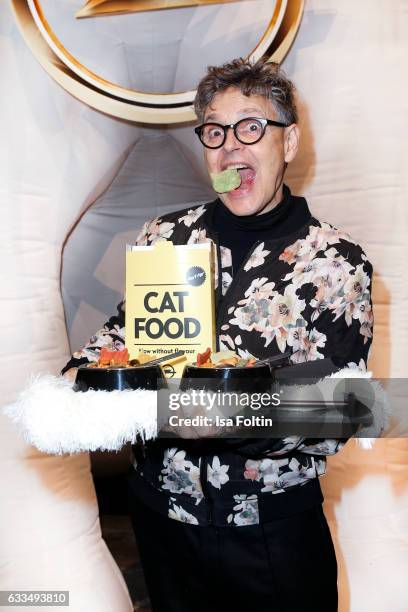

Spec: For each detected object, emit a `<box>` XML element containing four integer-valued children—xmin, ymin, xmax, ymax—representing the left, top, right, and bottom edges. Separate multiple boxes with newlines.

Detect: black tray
<box><xmin>244</xmin><ymin>396</ymin><xmax>373</xmax><ymax>438</ymax></box>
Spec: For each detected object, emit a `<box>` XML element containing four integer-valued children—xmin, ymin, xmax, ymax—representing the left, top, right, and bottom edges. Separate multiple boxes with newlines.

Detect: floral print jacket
<box><xmin>64</xmin><ymin>190</ymin><xmax>373</xmax><ymax>527</ymax></box>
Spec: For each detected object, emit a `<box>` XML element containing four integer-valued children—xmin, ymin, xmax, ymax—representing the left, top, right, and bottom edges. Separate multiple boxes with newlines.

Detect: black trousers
<box><xmin>128</xmin><ymin>493</ymin><xmax>338</xmax><ymax>612</ymax></box>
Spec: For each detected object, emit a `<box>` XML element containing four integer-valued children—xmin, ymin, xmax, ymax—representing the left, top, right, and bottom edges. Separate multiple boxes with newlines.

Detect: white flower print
<box><xmin>163</xmin><ymin>448</ymin><xmax>188</xmax><ymax>470</ymax></box>
<box><xmin>310</xmin><ymin>284</ymin><xmax>335</xmax><ymax>322</ymax></box>
<box><xmin>243</xmin><ymin>455</ymin><xmax>323</xmax><ymax>494</ymax></box>
<box><xmin>259</xmin><ymin>459</ymin><xmax>288</xmax><ymax>493</ymax></box>
<box><xmin>243</xmin><ymin>459</ymin><xmax>264</xmax><ymax>482</ymax></box>
<box><xmin>297</xmin><ymin>440</ymin><xmax>342</xmax><ymax>455</ymax></box>
<box><xmin>243</xmin><ymin>458</ymin><xmax>289</xmax><ymax>493</ymax></box>
<box><xmin>329</xmin><ymin>264</ymin><xmax>371</xmax><ymax>327</ymax></box>
<box><xmin>267</xmin><ymin>285</ymin><xmax>306</xmax><ymax>329</ymax></box>
<box><xmin>187</xmin><ymin>228</ymin><xmax>209</xmax><ymax>244</ymax></box>
<box><xmin>283</xmin><ymin>249</ymin><xmax>354</xmax><ymax>291</ymax></box>
<box><xmin>308</xmin><ymin>327</ymin><xmax>327</xmax><ymax>356</ymax></box>
<box><xmin>315</xmin><ymin>248</ymin><xmax>355</xmax><ymax>285</ymax></box>
<box><xmin>229</xmin><ymin>304</ymin><xmax>268</xmax><ymax>334</ymax></box>
<box><xmin>207</xmin><ymin>456</ymin><xmax>230</xmax><ymax>489</ymax></box>
<box><xmin>282</xmin><ymin>258</ymin><xmax>321</xmax><ymax>287</ymax></box>
<box><xmin>168</xmin><ymin>501</ymin><xmax>199</xmax><ymax>525</ymax></box>
<box><xmin>178</xmin><ymin>205</ymin><xmax>206</xmax><ymax>227</ymax></box>
<box><xmin>298</xmin><ymin>224</ymin><xmax>353</xmax><ymax>261</ymax></box>
<box><xmin>315</xmin><ymin>458</ymin><xmax>326</xmax><ymax>476</ymax></box>
<box><xmin>355</xmin><ymin>302</ymin><xmax>374</xmax><ymax>344</ymax></box>
<box><xmin>229</xmin><ymin>287</ymin><xmax>271</xmax><ymax>333</ymax></box>
<box><xmin>260</xmin><ymin>325</ymin><xmax>287</xmax><ymax>352</ymax></box>
<box><xmin>244</xmin><ymin>277</ymin><xmax>276</xmax><ymax>300</ymax></box>
<box><xmin>230</xmin><ymin>283</ymin><xmax>308</xmax><ymax>352</ymax></box>
<box><xmin>260</xmin><ymin>285</ymin><xmax>306</xmax><ymax>350</ymax></box>
<box><xmin>265</xmin><ymin>436</ymin><xmax>303</xmax><ymax>456</ymax></box>
<box><xmin>286</xmin><ymin>326</ymin><xmax>308</xmax><ymax>354</ymax></box>
<box><xmin>228</xmin><ymin>494</ymin><xmax>259</xmax><ymax>526</ymax></box>
<box><xmin>288</xmin><ymin>327</ymin><xmax>327</xmax><ymax>363</ymax></box>
<box><xmin>344</xmin><ymin>263</ymin><xmax>371</xmax><ymax>302</ymax></box>
<box><xmin>135</xmin><ymin>219</ymin><xmax>152</xmax><ymax>246</ymax></box>
<box><xmin>219</xmin><ymin>334</ymin><xmax>235</xmax><ymax>350</ymax></box>
<box><xmin>279</xmin><ymin>241</ymin><xmax>301</xmax><ymax>265</ymax></box>
<box><xmin>161</xmin><ymin>448</ymin><xmax>203</xmax><ymax>504</ymax></box>
<box><xmin>244</xmin><ymin>242</ymin><xmax>270</xmax><ymax>271</ymax></box>
<box><xmin>279</xmin><ymin>223</ymin><xmax>354</xmax><ymax>266</ymax></box>
<box><xmin>220</xmin><ymin>246</ymin><xmax>232</xmax><ymax>269</ymax></box>
<box><xmin>143</xmin><ymin>218</ymin><xmax>175</xmax><ymax>245</ymax></box>
<box><xmin>222</xmin><ymin>272</ymin><xmax>233</xmax><ymax>295</ymax></box>
<box><xmin>278</xmin><ymin>457</ymin><xmax>317</xmax><ymax>487</ymax></box>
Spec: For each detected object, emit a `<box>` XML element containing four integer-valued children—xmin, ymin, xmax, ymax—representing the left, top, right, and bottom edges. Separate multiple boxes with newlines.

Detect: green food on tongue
<box><xmin>210</xmin><ymin>168</ymin><xmax>242</xmax><ymax>193</ymax></box>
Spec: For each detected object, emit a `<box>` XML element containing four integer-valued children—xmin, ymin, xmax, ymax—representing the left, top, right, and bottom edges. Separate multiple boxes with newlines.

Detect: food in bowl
<box><xmin>181</xmin><ymin>349</ymin><xmax>271</xmax><ymax>393</ymax></box>
<box><xmin>85</xmin><ymin>348</ymin><xmax>154</xmax><ymax>369</ymax></box>
<box><xmin>74</xmin><ymin>348</ymin><xmax>166</xmax><ymax>392</ymax></box>
<box><xmin>195</xmin><ymin>348</ymin><xmax>257</xmax><ymax>368</ymax></box>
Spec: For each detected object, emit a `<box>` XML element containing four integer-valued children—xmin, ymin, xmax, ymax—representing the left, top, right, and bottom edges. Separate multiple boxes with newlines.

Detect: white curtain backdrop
<box><xmin>1</xmin><ymin>0</ymin><xmax>408</xmax><ymax>610</ymax></box>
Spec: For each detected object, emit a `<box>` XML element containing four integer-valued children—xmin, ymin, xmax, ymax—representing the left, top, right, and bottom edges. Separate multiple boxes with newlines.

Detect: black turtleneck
<box><xmin>212</xmin><ymin>184</ymin><xmax>311</xmax><ymax>272</ymax></box>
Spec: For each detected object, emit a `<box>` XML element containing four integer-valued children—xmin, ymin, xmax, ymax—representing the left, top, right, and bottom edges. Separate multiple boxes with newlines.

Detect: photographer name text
<box><xmin>168</xmin><ymin>414</ymin><xmax>274</xmax><ymax>427</ymax></box>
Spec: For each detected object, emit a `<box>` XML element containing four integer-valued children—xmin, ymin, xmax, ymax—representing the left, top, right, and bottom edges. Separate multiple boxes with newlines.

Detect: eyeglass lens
<box><xmin>201</xmin><ymin>118</ymin><xmax>264</xmax><ymax>147</ymax></box>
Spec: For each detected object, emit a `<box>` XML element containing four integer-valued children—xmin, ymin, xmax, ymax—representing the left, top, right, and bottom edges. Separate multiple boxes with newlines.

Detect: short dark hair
<box><xmin>194</xmin><ymin>57</ymin><xmax>298</xmax><ymax>125</ymax></box>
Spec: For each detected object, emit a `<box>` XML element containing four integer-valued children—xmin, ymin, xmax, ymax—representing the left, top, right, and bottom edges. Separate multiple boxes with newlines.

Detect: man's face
<box><xmin>203</xmin><ymin>87</ymin><xmax>299</xmax><ymax>216</ymax></box>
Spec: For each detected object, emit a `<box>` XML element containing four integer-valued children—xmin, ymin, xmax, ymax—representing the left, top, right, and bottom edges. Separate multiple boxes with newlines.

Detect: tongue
<box><xmin>238</xmin><ymin>168</ymin><xmax>256</xmax><ymax>186</ymax></box>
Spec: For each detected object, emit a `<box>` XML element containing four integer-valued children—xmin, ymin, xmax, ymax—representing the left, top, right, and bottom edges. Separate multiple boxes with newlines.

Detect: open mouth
<box><xmin>237</xmin><ymin>167</ymin><xmax>256</xmax><ymax>185</ymax></box>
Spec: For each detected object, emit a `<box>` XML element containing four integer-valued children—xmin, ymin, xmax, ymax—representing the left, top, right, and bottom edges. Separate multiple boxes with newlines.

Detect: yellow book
<box><xmin>125</xmin><ymin>240</ymin><xmax>215</xmax><ymax>377</ymax></box>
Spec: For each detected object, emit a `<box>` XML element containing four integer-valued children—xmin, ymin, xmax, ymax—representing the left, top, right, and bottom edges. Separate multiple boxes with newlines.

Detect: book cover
<box><xmin>125</xmin><ymin>240</ymin><xmax>215</xmax><ymax>377</ymax></box>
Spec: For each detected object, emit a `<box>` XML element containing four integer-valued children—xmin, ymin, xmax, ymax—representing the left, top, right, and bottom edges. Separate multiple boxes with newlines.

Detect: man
<box><xmin>63</xmin><ymin>58</ymin><xmax>373</xmax><ymax>611</ymax></box>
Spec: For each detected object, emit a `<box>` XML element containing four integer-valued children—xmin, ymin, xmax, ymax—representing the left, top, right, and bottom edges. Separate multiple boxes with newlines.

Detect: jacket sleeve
<box><xmin>233</xmin><ymin>245</ymin><xmax>374</xmax><ymax>458</ymax></box>
<box><xmin>290</xmin><ymin>247</ymin><xmax>374</xmax><ymax>456</ymax></box>
<box><xmin>61</xmin><ymin>301</ymin><xmax>125</xmax><ymax>374</ymax></box>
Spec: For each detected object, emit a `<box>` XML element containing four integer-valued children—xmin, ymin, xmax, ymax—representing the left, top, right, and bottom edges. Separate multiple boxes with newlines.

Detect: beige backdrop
<box><xmin>1</xmin><ymin>0</ymin><xmax>407</xmax><ymax>610</ymax></box>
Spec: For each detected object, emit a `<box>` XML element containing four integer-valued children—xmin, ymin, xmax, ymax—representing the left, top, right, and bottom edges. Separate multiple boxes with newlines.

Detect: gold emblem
<box><xmin>76</xmin><ymin>0</ymin><xmax>243</xmax><ymax>19</ymax></box>
<box><xmin>13</xmin><ymin>0</ymin><xmax>304</xmax><ymax>123</ymax></box>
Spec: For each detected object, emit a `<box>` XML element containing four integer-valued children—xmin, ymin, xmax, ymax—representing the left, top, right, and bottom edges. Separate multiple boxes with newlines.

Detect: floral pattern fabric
<box><xmin>64</xmin><ymin>194</ymin><xmax>374</xmax><ymax>527</ymax></box>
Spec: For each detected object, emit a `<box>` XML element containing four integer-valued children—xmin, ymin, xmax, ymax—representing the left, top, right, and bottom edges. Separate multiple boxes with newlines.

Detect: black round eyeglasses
<box><xmin>194</xmin><ymin>117</ymin><xmax>289</xmax><ymax>149</ymax></box>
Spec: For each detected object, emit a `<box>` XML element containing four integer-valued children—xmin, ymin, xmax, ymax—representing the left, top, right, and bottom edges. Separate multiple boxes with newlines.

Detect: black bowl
<box><xmin>74</xmin><ymin>363</ymin><xmax>167</xmax><ymax>392</ymax></box>
<box><xmin>180</xmin><ymin>363</ymin><xmax>273</xmax><ymax>393</ymax></box>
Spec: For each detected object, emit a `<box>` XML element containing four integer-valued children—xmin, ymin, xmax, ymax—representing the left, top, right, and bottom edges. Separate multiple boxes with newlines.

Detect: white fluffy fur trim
<box><xmin>3</xmin><ymin>367</ymin><xmax>386</xmax><ymax>455</ymax></box>
<box><xmin>3</xmin><ymin>375</ymin><xmax>157</xmax><ymax>454</ymax></box>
